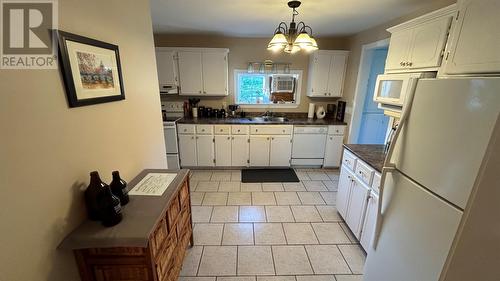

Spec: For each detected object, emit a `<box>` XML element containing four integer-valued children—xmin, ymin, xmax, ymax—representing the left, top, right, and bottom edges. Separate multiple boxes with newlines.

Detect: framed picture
<box><xmin>56</xmin><ymin>30</ymin><xmax>125</xmax><ymax>107</ymax></box>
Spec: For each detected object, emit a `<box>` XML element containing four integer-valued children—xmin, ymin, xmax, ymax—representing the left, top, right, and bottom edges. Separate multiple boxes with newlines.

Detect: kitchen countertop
<box><xmin>343</xmin><ymin>144</ymin><xmax>387</xmax><ymax>173</ymax></box>
<box><xmin>58</xmin><ymin>169</ymin><xmax>189</xmax><ymax>249</ymax></box>
<box><xmin>177</xmin><ymin>117</ymin><xmax>348</xmax><ymax>126</ymax></box>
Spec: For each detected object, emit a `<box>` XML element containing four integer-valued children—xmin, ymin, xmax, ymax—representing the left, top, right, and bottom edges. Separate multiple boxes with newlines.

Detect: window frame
<box><xmin>233</xmin><ymin>69</ymin><xmax>302</xmax><ymax>109</ymax></box>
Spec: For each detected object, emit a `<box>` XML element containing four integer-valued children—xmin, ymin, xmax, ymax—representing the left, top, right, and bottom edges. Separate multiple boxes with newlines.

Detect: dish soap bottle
<box><xmin>85</xmin><ymin>171</ymin><xmax>105</xmax><ymax>221</ymax></box>
<box><xmin>110</xmin><ymin>171</ymin><xmax>129</xmax><ymax>206</ymax></box>
<box><xmin>98</xmin><ymin>182</ymin><xmax>123</xmax><ymax>227</ymax></box>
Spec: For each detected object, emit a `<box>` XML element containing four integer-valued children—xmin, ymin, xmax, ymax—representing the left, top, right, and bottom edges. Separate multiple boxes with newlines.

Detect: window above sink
<box><xmin>234</xmin><ymin>70</ymin><xmax>302</xmax><ymax>108</ymax></box>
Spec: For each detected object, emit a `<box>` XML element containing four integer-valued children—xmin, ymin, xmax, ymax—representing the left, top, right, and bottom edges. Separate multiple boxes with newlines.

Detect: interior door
<box><xmin>178</xmin><ymin>135</ymin><xmax>197</xmax><ymax>166</ymax></box>
<box><xmin>249</xmin><ymin>136</ymin><xmax>270</xmax><ymax>166</ymax></box>
<box><xmin>408</xmin><ymin>16</ymin><xmax>452</xmax><ymax>69</ymax></box>
<box><xmin>178</xmin><ymin>51</ymin><xmax>203</xmax><ymax>95</ymax></box>
<box><xmin>215</xmin><ymin>135</ymin><xmax>232</xmax><ymax>166</ymax></box>
<box><xmin>363</xmin><ymin>170</ymin><xmax>462</xmax><ymax>281</ymax></box>
<box><xmin>323</xmin><ymin>135</ymin><xmax>343</xmax><ymax>167</ymax></box>
<box><xmin>202</xmin><ymin>52</ymin><xmax>228</xmax><ymax>95</ymax></box>
<box><xmin>310</xmin><ymin>53</ymin><xmax>331</xmax><ymax>96</ymax></box>
<box><xmin>337</xmin><ymin>167</ymin><xmax>355</xmax><ymax>219</ymax></box>
<box><xmin>156</xmin><ymin>50</ymin><xmax>177</xmax><ymax>86</ymax></box>
<box><xmin>327</xmin><ymin>53</ymin><xmax>348</xmax><ymax>97</ymax></box>
<box><xmin>442</xmin><ymin>0</ymin><xmax>500</xmax><ymax>74</ymax></box>
<box><xmin>345</xmin><ymin>178</ymin><xmax>370</xmax><ymax>239</ymax></box>
<box><xmin>385</xmin><ymin>30</ymin><xmax>412</xmax><ymax>71</ymax></box>
<box><xmin>196</xmin><ymin>135</ymin><xmax>214</xmax><ymax>166</ymax></box>
<box><xmin>269</xmin><ymin>135</ymin><xmax>292</xmax><ymax>167</ymax></box>
<box><xmin>232</xmin><ymin>135</ymin><xmax>249</xmax><ymax>167</ymax></box>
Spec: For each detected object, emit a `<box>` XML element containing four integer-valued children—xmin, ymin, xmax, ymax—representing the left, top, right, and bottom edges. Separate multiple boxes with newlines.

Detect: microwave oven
<box><xmin>373</xmin><ymin>72</ymin><xmax>435</xmax><ymax>111</ymax></box>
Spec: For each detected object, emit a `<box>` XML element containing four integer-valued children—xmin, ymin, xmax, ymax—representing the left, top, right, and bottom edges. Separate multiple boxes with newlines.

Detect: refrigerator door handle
<box><xmin>373</xmin><ymin>78</ymin><xmax>419</xmax><ymax>250</ymax></box>
<box><xmin>372</xmin><ymin>166</ymin><xmax>395</xmax><ymax>249</ymax></box>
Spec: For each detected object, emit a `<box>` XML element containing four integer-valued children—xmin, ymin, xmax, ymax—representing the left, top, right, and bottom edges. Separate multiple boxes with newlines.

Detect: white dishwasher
<box><xmin>291</xmin><ymin>126</ymin><xmax>328</xmax><ymax>166</ymax></box>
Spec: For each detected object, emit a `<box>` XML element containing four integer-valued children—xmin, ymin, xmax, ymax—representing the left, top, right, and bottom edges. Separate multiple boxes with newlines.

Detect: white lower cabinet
<box><xmin>215</xmin><ymin>135</ymin><xmax>232</xmax><ymax>166</ymax></box>
<box><xmin>249</xmin><ymin>136</ymin><xmax>270</xmax><ymax>166</ymax></box>
<box><xmin>231</xmin><ymin>135</ymin><xmax>249</xmax><ymax>166</ymax></box>
<box><xmin>345</xmin><ymin>178</ymin><xmax>371</xmax><ymax>239</ymax></box>
<box><xmin>323</xmin><ymin>135</ymin><xmax>344</xmax><ymax>167</ymax></box>
<box><xmin>360</xmin><ymin>191</ymin><xmax>379</xmax><ymax>250</ymax></box>
<box><xmin>338</xmin><ymin>148</ymin><xmax>382</xmax><ymax>251</ymax></box>
<box><xmin>178</xmin><ymin>134</ymin><xmax>197</xmax><ymax>166</ymax></box>
<box><xmin>270</xmin><ymin>135</ymin><xmax>292</xmax><ymax>167</ymax></box>
<box><xmin>337</xmin><ymin>167</ymin><xmax>355</xmax><ymax>218</ymax></box>
<box><xmin>196</xmin><ymin>135</ymin><xmax>215</xmax><ymax>166</ymax></box>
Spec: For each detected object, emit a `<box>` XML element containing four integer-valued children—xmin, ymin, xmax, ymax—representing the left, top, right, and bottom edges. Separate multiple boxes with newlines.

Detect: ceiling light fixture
<box><xmin>268</xmin><ymin>0</ymin><xmax>319</xmax><ymax>54</ymax></box>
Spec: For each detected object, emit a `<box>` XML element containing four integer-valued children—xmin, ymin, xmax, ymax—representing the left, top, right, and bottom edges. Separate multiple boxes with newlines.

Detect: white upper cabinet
<box><xmin>178</xmin><ymin>51</ymin><xmax>204</xmax><ymax>95</ymax></box>
<box><xmin>156</xmin><ymin>50</ymin><xmax>178</xmax><ymax>89</ymax></box>
<box><xmin>307</xmin><ymin>50</ymin><xmax>349</xmax><ymax>97</ymax></box>
<box><xmin>440</xmin><ymin>0</ymin><xmax>500</xmax><ymax>75</ymax></box>
<box><xmin>177</xmin><ymin>48</ymin><xmax>229</xmax><ymax>96</ymax></box>
<box><xmin>202</xmin><ymin>52</ymin><xmax>228</xmax><ymax>95</ymax></box>
<box><xmin>385</xmin><ymin>4</ymin><xmax>457</xmax><ymax>73</ymax></box>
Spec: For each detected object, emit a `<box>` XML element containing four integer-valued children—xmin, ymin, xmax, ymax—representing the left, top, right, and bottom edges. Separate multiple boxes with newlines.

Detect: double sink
<box><xmin>247</xmin><ymin>116</ymin><xmax>290</xmax><ymax>123</ymax></box>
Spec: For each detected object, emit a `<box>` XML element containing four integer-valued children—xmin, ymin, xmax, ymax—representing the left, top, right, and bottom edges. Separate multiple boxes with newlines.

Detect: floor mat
<box><xmin>241</xmin><ymin>168</ymin><xmax>300</xmax><ymax>183</ymax></box>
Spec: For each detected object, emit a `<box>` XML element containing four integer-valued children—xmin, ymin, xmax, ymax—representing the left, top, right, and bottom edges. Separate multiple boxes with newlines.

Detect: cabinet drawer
<box><xmin>155</xmin><ymin>232</ymin><xmax>177</xmax><ymax>279</ymax></box>
<box><xmin>166</xmin><ymin>196</ymin><xmax>180</xmax><ymax>232</ymax></box>
<box><xmin>179</xmin><ymin>181</ymin><xmax>190</xmax><ymax>205</ymax></box>
<box><xmin>196</xmin><ymin>125</ymin><xmax>213</xmax><ymax>135</ymax></box>
<box><xmin>372</xmin><ymin>172</ymin><xmax>381</xmax><ymax>194</ymax></box>
<box><xmin>250</xmin><ymin>125</ymin><xmax>292</xmax><ymax>135</ymax></box>
<box><xmin>177</xmin><ymin>124</ymin><xmax>195</xmax><ymax>134</ymax></box>
<box><xmin>231</xmin><ymin>125</ymin><xmax>249</xmax><ymax>135</ymax></box>
<box><xmin>328</xmin><ymin>125</ymin><xmax>345</xmax><ymax>135</ymax></box>
<box><xmin>214</xmin><ymin>125</ymin><xmax>230</xmax><ymax>135</ymax></box>
<box><xmin>355</xmin><ymin>160</ymin><xmax>375</xmax><ymax>186</ymax></box>
<box><xmin>151</xmin><ymin>218</ymin><xmax>168</xmax><ymax>257</ymax></box>
<box><xmin>342</xmin><ymin>149</ymin><xmax>357</xmax><ymax>171</ymax></box>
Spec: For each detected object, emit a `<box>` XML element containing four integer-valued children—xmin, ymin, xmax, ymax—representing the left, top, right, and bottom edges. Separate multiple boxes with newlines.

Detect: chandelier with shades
<box><xmin>267</xmin><ymin>0</ymin><xmax>318</xmax><ymax>54</ymax></box>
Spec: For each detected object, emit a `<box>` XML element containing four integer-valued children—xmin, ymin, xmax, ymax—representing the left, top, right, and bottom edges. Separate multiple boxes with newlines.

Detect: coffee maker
<box><xmin>228</xmin><ymin>104</ymin><xmax>239</xmax><ymax>118</ymax></box>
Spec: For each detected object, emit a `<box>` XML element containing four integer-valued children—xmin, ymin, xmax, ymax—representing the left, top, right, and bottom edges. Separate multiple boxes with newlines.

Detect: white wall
<box><xmin>0</xmin><ymin>1</ymin><xmax>166</xmax><ymax>280</ymax></box>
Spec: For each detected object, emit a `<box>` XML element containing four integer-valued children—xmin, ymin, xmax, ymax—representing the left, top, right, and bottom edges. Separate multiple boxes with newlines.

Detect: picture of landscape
<box><xmin>76</xmin><ymin>51</ymin><xmax>115</xmax><ymax>90</ymax></box>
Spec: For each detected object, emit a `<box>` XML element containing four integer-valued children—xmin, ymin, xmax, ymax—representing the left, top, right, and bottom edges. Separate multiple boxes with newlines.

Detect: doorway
<box><xmin>349</xmin><ymin>39</ymin><xmax>390</xmax><ymax>144</ymax></box>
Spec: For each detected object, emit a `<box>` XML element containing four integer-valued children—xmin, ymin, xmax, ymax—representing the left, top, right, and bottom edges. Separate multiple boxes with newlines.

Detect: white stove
<box><xmin>162</xmin><ymin>101</ymin><xmax>184</xmax><ymax>169</ymax></box>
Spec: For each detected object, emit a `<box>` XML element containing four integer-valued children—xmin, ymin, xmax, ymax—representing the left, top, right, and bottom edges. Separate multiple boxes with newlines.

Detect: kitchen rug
<box><xmin>241</xmin><ymin>168</ymin><xmax>300</xmax><ymax>183</ymax></box>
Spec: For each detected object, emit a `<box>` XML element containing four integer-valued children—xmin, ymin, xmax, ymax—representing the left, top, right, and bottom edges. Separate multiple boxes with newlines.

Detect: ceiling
<box><xmin>150</xmin><ymin>0</ymin><xmax>438</xmax><ymax>37</ymax></box>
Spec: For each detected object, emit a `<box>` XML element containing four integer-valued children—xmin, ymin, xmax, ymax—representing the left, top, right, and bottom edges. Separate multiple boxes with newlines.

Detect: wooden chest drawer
<box><xmin>88</xmin><ymin>247</ymin><xmax>146</xmax><ymax>256</ymax></box>
<box><xmin>214</xmin><ymin>125</ymin><xmax>231</xmax><ymax>135</ymax></box>
<box><xmin>155</xmin><ymin>231</ymin><xmax>177</xmax><ymax>279</ymax></box>
<box><xmin>93</xmin><ymin>265</ymin><xmax>150</xmax><ymax>281</ymax></box>
<box><xmin>167</xmin><ymin>196</ymin><xmax>181</xmax><ymax>231</ymax></box>
<box><xmin>179</xmin><ymin>181</ymin><xmax>189</xmax><ymax>206</ymax></box>
<box><xmin>355</xmin><ymin>160</ymin><xmax>375</xmax><ymax>186</ymax></box>
<box><xmin>342</xmin><ymin>149</ymin><xmax>357</xmax><ymax>171</ymax></box>
<box><xmin>151</xmin><ymin>218</ymin><xmax>168</xmax><ymax>256</ymax></box>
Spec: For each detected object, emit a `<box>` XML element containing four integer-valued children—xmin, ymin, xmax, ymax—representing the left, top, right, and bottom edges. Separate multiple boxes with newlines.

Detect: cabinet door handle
<box><xmin>408</xmin><ymin>62</ymin><xmax>413</xmax><ymax>67</ymax></box>
<box><xmin>199</xmin><ymin>90</ymin><xmax>202</xmax><ymax>93</ymax></box>
<box><xmin>272</xmin><ymin>137</ymin><xmax>274</xmax><ymax>140</ymax></box>
<box><xmin>330</xmin><ymin>137</ymin><xmax>333</xmax><ymax>140</ymax></box>
<box><xmin>227</xmin><ymin>137</ymin><xmax>230</xmax><ymax>140</ymax></box>
<box><xmin>267</xmin><ymin>137</ymin><xmax>270</xmax><ymax>140</ymax></box>
<box><xmin>203</xmin><ymin>91</ymin><xmax>207</xmax><ymax>94</ymax></box>
<box><xmin>324</xmin><ymin>93</ymin><xmax>328</xmax><ymax>96</ymax></box>
<box><xmin>400</xmin><ymin>61</ymin><xmax>405</xmax><ymax>66</ymax></box>
<box><xmin>196</xmin><ymin>136</ymin><xmax>199</xmax><ymax>139</ymax></box>
<box><xmin>191</xmin><ymin>136</ymin><xmax>194</xmax><ymax>139</ymax></box>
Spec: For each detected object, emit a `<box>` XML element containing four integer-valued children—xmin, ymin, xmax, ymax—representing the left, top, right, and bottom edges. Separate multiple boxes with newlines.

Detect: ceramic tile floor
<box><xmin>179</xmin><ymin>169</ymin><xmax>365</xmax><ymax>281</ymax></box>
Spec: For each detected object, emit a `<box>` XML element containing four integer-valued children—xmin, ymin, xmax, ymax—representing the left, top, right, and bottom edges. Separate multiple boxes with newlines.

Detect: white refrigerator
<box><xmin>363</xmin><ymin>78</ymin><xmax>500</xmax><ymax>281</ymax></box>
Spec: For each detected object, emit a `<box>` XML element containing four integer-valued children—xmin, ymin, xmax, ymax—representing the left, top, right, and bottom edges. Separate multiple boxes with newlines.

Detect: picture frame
<box><xmin>56</xmin><ymin>30</ymin><xmax>125</xmax><ymax>107</ymax></box>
